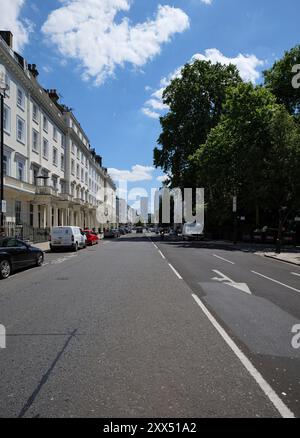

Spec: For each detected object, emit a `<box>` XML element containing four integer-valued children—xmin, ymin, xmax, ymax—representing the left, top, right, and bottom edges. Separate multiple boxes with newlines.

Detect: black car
<box><xmin>0</xmin><ymin>238</ymin><xmax>44</xmax><ymax>279</ymax></box>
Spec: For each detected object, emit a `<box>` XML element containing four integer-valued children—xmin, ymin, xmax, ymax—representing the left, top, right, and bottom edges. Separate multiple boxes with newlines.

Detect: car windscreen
<box><xmin>52</xmin><ymin>228</ymin><xmax>70</xmax><ymax>235</ymax></box>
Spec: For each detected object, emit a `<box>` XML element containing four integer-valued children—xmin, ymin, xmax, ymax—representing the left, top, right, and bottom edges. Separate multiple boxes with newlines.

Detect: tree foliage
<box><xmin>264</xmin><ymin>45</ymin><xmax>300</xmax><ymax>115</ymax></box>
<box><xmin>154</xmin><ymin>60</ymin><xmax>242</xmax><ymax>188</ymax></box>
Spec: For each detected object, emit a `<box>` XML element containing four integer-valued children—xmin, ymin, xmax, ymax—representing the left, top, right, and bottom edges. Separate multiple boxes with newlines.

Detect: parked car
<box><xmin>112</xmin><ymin>229</ymin><xmax>121</xmax><ymax>238</ymax></box>
<box><xmin>83</xmin><ymin>229</ymin><xmax>99</xmax><ymax>246</ymax></box>
<box><xmin>104</xmin><ymin>229</ymin><xmax>120</xmax><ymax>238</ymax></box>
<box><xmin>50</xmin><ymin>226</ymin><xmax>86</xmax><ymax>252</ymax></box>
<box><xmin>118</xmin><ymin>227</ymin><xmax>126</xmax><ymax>235</ymax></box>
<box><xmin>0</xmin><ymin>238</ymin><xmax>44</xmax><ymax>279</ymax></box>
<box><xmin>136</xmin><ymin>227</ymin><xmax>143</xmax><ymax>234</ymax></box>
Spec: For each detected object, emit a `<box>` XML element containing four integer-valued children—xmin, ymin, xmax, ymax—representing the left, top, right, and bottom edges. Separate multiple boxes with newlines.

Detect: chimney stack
<box><xmin>46</xmin><ymin>89</ymin><xmax>59</xmax><ymax>104</ymax></box>
<box><xmin>28</xmin><ymin>64</ymin><xmax>39</xmax><ymax>78</ymax></box>
<box><xmin>0</xmin><ymin>31</ymin><xmax>13</xmax><ymax>49</ymax></box>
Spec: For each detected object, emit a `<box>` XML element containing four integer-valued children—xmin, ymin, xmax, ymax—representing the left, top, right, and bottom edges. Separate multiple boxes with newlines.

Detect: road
<box><xmin>0</xmin><ymin>233</ymin><xmax>299</xmax><ymax>418</ymax></box>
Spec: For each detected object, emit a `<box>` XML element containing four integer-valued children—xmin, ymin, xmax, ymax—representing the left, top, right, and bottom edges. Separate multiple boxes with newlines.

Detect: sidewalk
<box><xmin>33</xmin><ymin>242</ymin><xmax>50</xmax><ymax>252</ymax></box>
<box><xmin>264</xmin><ymin>252</ymin><xmax>300</xmax><ymax>266</ymax></box>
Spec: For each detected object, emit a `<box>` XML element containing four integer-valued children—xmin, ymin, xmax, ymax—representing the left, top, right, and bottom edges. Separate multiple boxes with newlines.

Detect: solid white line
<box><xmin>213</xmin><ymin>254</ymin><xmax>235</xmax><ymax>265</ymax></box>
<box><xmin>291</xmin><ymin>272</ymin><xmax>300</xmax><ymax>277</ymax></box>
<box><xmin>153</xmin><ymin>243</ymin><xmax>158</xmax><ymax>249</ymax></box>
<box><xmin>158</xmin><ymin>250</ymin><xmax>166</xmax><ymax>260</ymax></box>
<box><xmin>168</xmin><ymin>263</ymin><xmax>182</xmax><ymax>280</ymax></box>
<box><xmin>251</xmin><ymin>271</ymin><xmax>300</xmax><ymax>294</ymax></box>
<box><xmin>191</xmin><ymin>293</ymin><xmax>295</xmax><ymax>418</ymax></box>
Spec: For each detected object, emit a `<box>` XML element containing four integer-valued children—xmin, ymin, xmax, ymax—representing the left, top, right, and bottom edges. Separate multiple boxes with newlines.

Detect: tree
<box><xmin>264</xmin><ymin>45</ymin><xmax>300</xmax><ymax>115</ymax></box>
<box><xmin>190</xmin><ymin>83</ymin><xmax>300</xmax><ymax>235</ymax></box>
<box><xmin>153</xmin><ymin>60</ymin><xmax>242</xmax><ymax>188</ymax></box>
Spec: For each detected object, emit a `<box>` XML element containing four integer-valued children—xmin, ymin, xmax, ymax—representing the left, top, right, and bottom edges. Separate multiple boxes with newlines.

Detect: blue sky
<box><xmin>1</xmin><ymin>0</ymin><xmax>300</xmax><ymax>208</ymax></box>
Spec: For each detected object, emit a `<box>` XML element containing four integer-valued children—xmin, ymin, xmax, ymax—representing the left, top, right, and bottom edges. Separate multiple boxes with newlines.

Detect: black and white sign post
<box><xmin>233</xmin><ymin>195</ymin><xmax>237</xmax><ymax>245</ymax></box>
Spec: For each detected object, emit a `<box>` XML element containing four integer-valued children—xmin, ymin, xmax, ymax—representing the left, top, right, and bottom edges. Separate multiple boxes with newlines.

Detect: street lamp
<box><xmin>0</xmin><ymin>67</ymin><xmax>9</xmax><ymax>235</ymax></box>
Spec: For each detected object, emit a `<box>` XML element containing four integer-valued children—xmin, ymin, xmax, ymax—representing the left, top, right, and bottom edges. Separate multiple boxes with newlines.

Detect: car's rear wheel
<box><xmin>36</xmin><ymin>253</ymin><xmax>44</xmax><ymax>267</ymax></box>
<box><xmin>74</xmin><ymin>242</ymin><xmax>78</xmax><ymax>252</ymax></box>
<box><xmin>0</xmin><ymin>259</ymin><xmax>11</xmax><ymax>279</ymax></box>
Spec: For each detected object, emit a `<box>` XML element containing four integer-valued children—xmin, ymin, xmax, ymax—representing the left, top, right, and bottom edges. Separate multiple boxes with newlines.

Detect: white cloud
<box><xmin>201</xmin><ymin>0</ymin><xmax>213</xmax><ymax>4</ymax></box>
<box><xmin>42</xmin><ymin>0</ymin><xmax>190</xmax><ymax>85</ymax></box>
<box><xmin>142</xmin><ymin>48</ymin><xmax>264</xmax><ymax>119</ymax></box>
<box><xmin>108</xmin><ymin>164</ymin><xmax>155</xmax><ymax>182</ymax></box>
<box><xmin>0</xmin><ymin>0</ymin><xmax>31</xmax><ymax>51</ymax></box>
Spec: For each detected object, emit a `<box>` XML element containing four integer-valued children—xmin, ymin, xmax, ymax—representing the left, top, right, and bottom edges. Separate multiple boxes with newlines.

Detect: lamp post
<box><xmin>0</xmin><ymin>68</ymin><xmax>8</xmax><ymax>235</ymax></box>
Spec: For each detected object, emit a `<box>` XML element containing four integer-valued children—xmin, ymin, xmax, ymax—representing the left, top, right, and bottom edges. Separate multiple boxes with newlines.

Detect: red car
<box><xmin>83</xmin><ymin>229</ymin><xmax>99</xmax><ymax>246</ymax></box>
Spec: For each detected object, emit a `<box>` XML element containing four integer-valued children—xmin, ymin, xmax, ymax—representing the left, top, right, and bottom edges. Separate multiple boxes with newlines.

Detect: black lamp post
<box><xmin>0</xmin><ymin>69</ymin><xmax>8</xmax><ymax>235</ymax></box>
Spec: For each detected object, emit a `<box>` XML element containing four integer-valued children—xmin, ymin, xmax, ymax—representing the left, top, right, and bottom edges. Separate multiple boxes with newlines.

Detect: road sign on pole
<box><xmin>233</xmin><ymin>196</ymin><xmax>237</xmax><ymax>213</ymax></box>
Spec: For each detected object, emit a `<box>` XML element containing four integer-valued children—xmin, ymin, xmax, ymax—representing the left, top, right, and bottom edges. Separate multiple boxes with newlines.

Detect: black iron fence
<box><xmin>3</xmin><ymin>222</ymin><xmax>50</xmax><ymax>243</ymax></box>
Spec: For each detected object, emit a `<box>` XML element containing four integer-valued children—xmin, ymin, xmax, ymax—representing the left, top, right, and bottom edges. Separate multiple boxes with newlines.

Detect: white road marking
<box><xmin>168</xmin><ymin>263</ymin><xmax>182</xmax><ymax>280</ymax></box>
<box><xmin>191</xmin><ymin>293</ymin><xmax>295</xmax><ymax>418</ymax></box>
<box><xmin>251</xmin><ymin>271</ymin><xmax>300</xmax><ymax>294</ymax></box>
<box><xmin>212</xmin><ymin>270</ymin><xmax>252</xmax><ymax>295</ymax></box>
<box><xmin>153</xmin><ymin>243</ymin><xmax>158</xmax><ymax>249</ymax></box>
<box><xmin>213</xmin><ymin>254</ymin><xmax>235</xmax><ymax>265</ymax></box>
<box><xmin>291</xmin><ymin>272</ymin><xmax>300</xmax><ymax>277</ymax></box>
<box><xmin>158</xmin><ymin>250</ymin><xmax>166</xmax><ymax>260</ymax></box>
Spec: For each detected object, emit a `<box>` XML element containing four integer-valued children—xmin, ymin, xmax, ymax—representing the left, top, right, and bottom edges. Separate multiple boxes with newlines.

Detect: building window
<box><xmin>76</xmin><ymin>164</ymin><xmax>80</xmax><ymax>179</ymax></box>
<box><xmin>52</xmin><ymin>177</ymin><xmax>58</xmax><ymax>190</ymax></box>
<box><xmin>61</xmin><ymin>154</ymin><xmax>65</xmax><ymax>171</ymax></box>
<box><xmin>43</xmin><ymin>138</ymin><xmax>48</xmax><ymax>159</ymax></box>
<box><xmin>32</xmin><ymin>129</ymin><xmax>39</xmax><ymax>152</ymax></box>
<box><xmin>53</xmin><ymin>147</ymin><xmax>58</xmax><ymax>166</ymax></box>
<box><xmin>17</xmin><ymin>88</ymin><xmax>25</xmax><ymax>109</ymax></box>
<box><xmin>30</xmin><ymin>204</ymin><xmax>34</xmax><ymax>227</ymax></box>
<box><xmin>32</xmin><ymin>167</ymin><xmax>39</xmax><ymax>185</ymax></box>
<box><xmin>81</xmin><ymin>168</ymin><xmax>84</xmax><ymax>182</ymax></box>
<box><xmin>17</xmin><ymin>161</ymin><xmax>25</xmax><ymax>181</ymax></box>
<box><xmin>3</xmin><ymin>155</ymin><xmax>7</xmax><ymax>177</ymax></box>
<box><xmin>71</xmin><ymin>159</ymin><xmax>75</xmax><ymax>175</ymax></box>
<box><xmin>72</xmin><ymin>143</ymin><xmax>75</xmax><ymax>155</ymax></box>
<box><xmin>16</xmin><ymin>116</ymin><xmax>25</xmax><ymax>143</ymax></box>
<box><xmin>43</xmin><ymin>115</ymin><xmax>48</xmax><ymax>132</ymax></box>
<box><xmin>53</xmin><ymin>127</ymin><xmax>57</xmax><ymax>142</ymax></box>
<box><xmin>77</xmin><ymin>148</ymin><xmax>80</xmax><ymax>160</ymax></box>
<box><xmin>3</xmin><ymin>105</ymin><xmax>11</xmax><ymax>133</ymax></box>
<box><xmin>32</xmin><ymin>103</ymin><xmax>39</xmax><ymax>122</ymax></box>
<box><xmin>5</xmin><ymin>73</ymin><xmax>10</xmax><ymax>97</ymax></box>
<box><xmin>15</xmin><ymin>201</ymin><xmax>22</xmax><ymax>225</ymax></box>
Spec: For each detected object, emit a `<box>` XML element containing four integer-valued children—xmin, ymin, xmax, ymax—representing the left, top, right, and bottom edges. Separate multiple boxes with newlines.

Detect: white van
<box><xmin>50</xmin><ymin>227</ymin><xmax>87</xmax><ymax>252</ymax></box>
<box><xmin>182</xmin><ymin>222</ymin><xmax>204</xmax><ymax>241</ymax></box>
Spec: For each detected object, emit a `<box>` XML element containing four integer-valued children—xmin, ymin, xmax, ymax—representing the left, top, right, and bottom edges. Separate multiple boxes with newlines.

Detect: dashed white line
<box><xmin>191</xmin><ymin>293</ymin><xmax>295</xmax><ymax>418</ymax></box>
<box><xmin>251</xmin><ymin>271</ymin><xmax>300</xmax><ymax>294</ymax></box>
<box><xmin>213</xmin><ymin>254</ymin><xmax>235</xmax><ymax>265</ymax></box>
<box><xmin>291</xmin><ymin>272</ymin><xmax>300</xmax><ymax>277</ymax></box>
<box><xmin>168</xmin><ymin>263</ymin><xmax>182</xmax><ymax>280</ymax></box>
<box><xmin>158</xmin><ymin>250</ymin><xmax>166</xmax><ymax>260</ymax></box>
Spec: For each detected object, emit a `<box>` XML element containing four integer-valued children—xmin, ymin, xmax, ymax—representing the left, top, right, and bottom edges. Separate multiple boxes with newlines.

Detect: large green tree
<box><xmin>191</xmin><ymin>83</ymin><xmax>300</xmax><ymax>231</ymax></box>
<box><xmin>264</xmin><ymin>45</ymin><xmax>300</xmax><ymax>115</ymax></box>
<box><xmin>154</xmin><ymin>60</ymin><xmax>242</xmax><ymax>188</ymax></box>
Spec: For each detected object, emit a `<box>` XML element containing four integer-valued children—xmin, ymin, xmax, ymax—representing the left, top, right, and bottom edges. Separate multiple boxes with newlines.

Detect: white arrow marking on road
<box><xmin>212</xmin><ymin>270</ymin><xmax>252</xmax><ymax>295</ymax></box>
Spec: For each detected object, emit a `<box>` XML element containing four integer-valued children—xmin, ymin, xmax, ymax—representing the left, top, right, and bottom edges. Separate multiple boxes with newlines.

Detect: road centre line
<box><xmin>213</xmin><ymin>254</ymin><xmax>235</xmax><ymax>265</ymax></box>
<box><xmin>191</xmin><ymin>293</ymin><xmax>295</xmax><ymax>418</ymax></box>
<box><xmin>251</xmin><ymin>271</ymin><xmax>300</xmax><ymax>294</ymax></box>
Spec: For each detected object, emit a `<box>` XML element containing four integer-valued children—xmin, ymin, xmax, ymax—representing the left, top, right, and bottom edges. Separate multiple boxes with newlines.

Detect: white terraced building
<box><xmin>0</xmin><ymin>31</ymin><xmax>116</xmax><ymax>241</ymax></box>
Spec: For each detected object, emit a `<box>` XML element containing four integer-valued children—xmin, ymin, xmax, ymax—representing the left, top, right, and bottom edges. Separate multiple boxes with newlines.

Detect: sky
<box><xmin>0</xmin><ymin>0</ymin><xmax>299</xmax><ymax>210</ymax></box>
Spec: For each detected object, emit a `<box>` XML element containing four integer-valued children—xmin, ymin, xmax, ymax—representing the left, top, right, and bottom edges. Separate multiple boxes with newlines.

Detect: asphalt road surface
<box><xmin>0</xmin><ymin>234</ymin><xmax>299</xmax><ymax>418</ymax></box>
